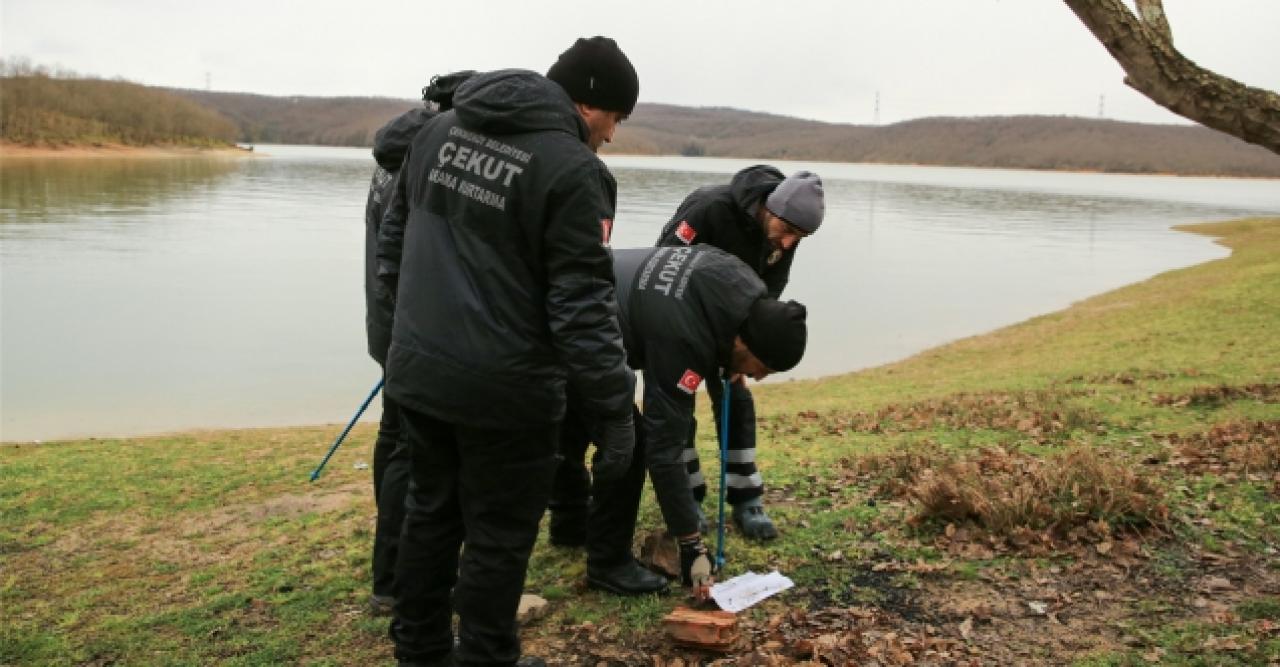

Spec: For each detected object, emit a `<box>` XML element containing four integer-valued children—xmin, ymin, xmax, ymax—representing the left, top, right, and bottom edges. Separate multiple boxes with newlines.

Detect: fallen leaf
<box><xmin>1200</xmin><ymin>575</ymin><xmax>1235</xmax><ymax>592</ymax></box>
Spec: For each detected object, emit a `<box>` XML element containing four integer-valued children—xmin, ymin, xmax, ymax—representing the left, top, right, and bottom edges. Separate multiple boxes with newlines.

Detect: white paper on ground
<box><xmin>710</xmin><ymin>570</ymin><xmax>794</xmax><ymax>613</ymax></box>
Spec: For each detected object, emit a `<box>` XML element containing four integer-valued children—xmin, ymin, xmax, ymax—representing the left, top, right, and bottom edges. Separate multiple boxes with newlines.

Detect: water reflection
<box><xmin>0</xmin><ymin>157</ymin><xmax>239</xmax><ymax>225</ymax></box>
<box><xmin>2</xmin><ymin>148</ymin><xmax>1277</xmax><ymax>441</ymax></box>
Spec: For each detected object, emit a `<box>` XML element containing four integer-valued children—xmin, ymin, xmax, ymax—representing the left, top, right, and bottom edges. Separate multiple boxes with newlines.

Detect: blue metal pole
<box><xmin>309</xmin><ymin>377</ymin><xmax>384</xmax><ymax>482</ymax></box>
<box><xmin>716</xmin><ymin>377</ymin><xmax>731</xmax><ymax>570</ymax></box>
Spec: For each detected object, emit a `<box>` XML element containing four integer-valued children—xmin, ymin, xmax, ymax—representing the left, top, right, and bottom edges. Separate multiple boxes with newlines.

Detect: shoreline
<box><xmin>0</xmin><ymin>141</ymin><xmax>256</xmax><ymax>159</ymax></box>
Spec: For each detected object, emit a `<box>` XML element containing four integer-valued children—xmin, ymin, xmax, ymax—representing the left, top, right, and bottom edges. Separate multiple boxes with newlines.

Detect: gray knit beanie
<box><xmin>765</xmin><ymin>171</ymin><xmax>825</xmax><ymax>233</ymax></box>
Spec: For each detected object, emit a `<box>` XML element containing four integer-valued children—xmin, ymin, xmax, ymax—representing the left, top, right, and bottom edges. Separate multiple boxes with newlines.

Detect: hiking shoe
<box><xmin>370</xmin><ymin>593</ymin><xmax>396</xmax><ymax>617</ymax></box>
<box><xmin>587</xmin><ymin>559</ymin><xmax>669</xmax><ymax>596</ymax></box>
<box><xmin>732</xmin><ymin>497</ymin><xmax>778</xmax><ymax>540</ymax></box>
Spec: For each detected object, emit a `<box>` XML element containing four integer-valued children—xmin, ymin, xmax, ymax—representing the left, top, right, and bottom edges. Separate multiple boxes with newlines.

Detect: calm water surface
<box><xmin>2</xmin><ymin>146</ymin><xmax>1277</xmax><ymax>441</ymax></box>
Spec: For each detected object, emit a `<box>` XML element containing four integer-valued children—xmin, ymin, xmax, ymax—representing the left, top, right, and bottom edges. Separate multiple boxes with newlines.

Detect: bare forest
<box><xmin>0</xmin><ymin>60</ymin><xmax>237</xmax><ymax>147</ymax></box>
<box><xmin>180</xmin><ymin>88</ymin><xmax>1280</xmax><ymax>178</ymax></box>
<box><xmin>4</xmin><ymin>63</ymin><xmax>1278</xmax><ymax>178</ymax></box>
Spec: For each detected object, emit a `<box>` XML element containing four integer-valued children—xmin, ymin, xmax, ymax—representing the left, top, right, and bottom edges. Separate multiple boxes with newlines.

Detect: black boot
<box><xmin>587</xmin><ymin>558</ymin><xmax>669</xmax><ymax>595</ymax></box>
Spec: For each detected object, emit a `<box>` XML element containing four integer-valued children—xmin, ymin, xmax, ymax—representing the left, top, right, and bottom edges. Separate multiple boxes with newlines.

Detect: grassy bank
<box><xmin>0</xmin><ymin>142</ymin><xmax>254</xmax><ymax>159</ymax></box>
<box><xmin>3</xmin><ymin>219</ymin><xmax>1278</xmax><ymax>665</ymax></box>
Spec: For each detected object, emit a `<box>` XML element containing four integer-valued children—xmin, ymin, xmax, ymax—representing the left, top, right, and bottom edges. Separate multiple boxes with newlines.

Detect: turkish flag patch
<box><xmin>675</xmin><ymin>220</ymin><xmax>697</xmax><ymax>244</ymax></box>
<box><xmin>600</xmin><ymin>217</ymin><xmax>614</xmax><ymax>246</ymax></box>
<box><xmin>676</xmin><ymin>369</ymin><xmax>702</xmax><ymax>395</ymax></box>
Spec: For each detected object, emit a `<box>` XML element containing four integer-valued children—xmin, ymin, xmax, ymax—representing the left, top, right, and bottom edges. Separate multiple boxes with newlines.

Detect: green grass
<box><xmin>3</xmin><ymin>218</ymin><xmax>1279</xmax><ymax>665</ymax></box>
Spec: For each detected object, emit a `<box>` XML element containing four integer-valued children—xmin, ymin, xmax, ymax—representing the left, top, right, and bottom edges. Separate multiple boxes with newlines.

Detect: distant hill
<box><xmin>612</xmin><ymin>104</ymin><xmax>1280</xmax><ymax>178</ymax></box>
<box><xmin>171</xmin><ymin>88</ymin><xmax>1280</xmax><ymax>178</ymax></box>
<box><xmin>171</xmin><ymin>89</ymin><xmax>417</xmax><ymax>147</ymax></box>
<box><xmin>0</xmin><ymin>72</ymin><xmax>237</xmax><ymax>147</ymax></box>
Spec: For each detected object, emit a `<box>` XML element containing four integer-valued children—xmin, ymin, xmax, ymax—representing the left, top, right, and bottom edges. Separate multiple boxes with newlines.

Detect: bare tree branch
<box><xmin>1134</xmin><ymin>0</ymin><xmax>1173</xmax><ymax>44</ymax></box>
<box><xmin>1065</xmin><ymin>0</ymin><xmax>1280</xmax><ymax>155</ymax></box>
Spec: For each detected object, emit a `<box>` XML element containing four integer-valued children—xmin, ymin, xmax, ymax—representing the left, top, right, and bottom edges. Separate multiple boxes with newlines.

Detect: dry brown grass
<box><xmin>1152</xmin><ymin>383</ymin><xmax>1280</xmax><ymax>408</ymax></box>
<box><xmin>861</xmin><ymin>445</ymin><xmax>1170</xmax><ymax>543</ymax></box>
<box><xmin>1164</xmin><ymin>420</ymin><xmax>1280</xmax><ymax>476</ymax></box>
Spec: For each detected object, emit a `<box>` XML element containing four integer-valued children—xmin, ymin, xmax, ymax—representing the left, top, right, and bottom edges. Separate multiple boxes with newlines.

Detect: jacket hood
<box><xmin>373</xmin><ymin>107</ymin><xmax>436</xmax><ymax>170</ymax></box>
<box><xmin>453</xmin><ymin>69</ymin><xmax>588</xmax><ymax>140</ymax></box>
<box><xmin>729</xmin><ymin>164</ymin><xmax>786</xmax><ymax>214</ymax></box>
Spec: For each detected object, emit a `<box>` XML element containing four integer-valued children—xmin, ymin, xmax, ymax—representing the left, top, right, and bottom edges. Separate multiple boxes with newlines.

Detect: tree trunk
<box><xmin>1064</xmin><ymin>0</ymin><xmax>1280</xmax><ymax>155</ymax></box>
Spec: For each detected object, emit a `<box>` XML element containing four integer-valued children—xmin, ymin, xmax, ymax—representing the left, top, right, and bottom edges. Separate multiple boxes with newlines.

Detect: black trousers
<box><xmin>391</xmin><ymin>407</ymin><xmax>558</xmax><ymax>666</ymax></box>
<box><xmin>551</xmin><ymin>404</ymin><xmax>648</xmax><ymax>568</ymax></box>
<box><xmin>372</xmin><ymin>390</ymin><xmax>411</xmax><ymax>598</ymax></box>
<box><xmin>685</xmin><ymin>380</ymin><xmax>763</xmax><ymax>505</ymax></box>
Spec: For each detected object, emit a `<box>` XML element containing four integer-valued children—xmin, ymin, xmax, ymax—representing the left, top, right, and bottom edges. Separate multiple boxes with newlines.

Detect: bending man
<box><xmin>654</xmin><ymin>166</ymin><xmax>825</xmax><ymax>539</ymax></box>
<box><xmin>557</xmin><ymin>245</ymin><xmax>808</xmax><ymax>595</ymax></box>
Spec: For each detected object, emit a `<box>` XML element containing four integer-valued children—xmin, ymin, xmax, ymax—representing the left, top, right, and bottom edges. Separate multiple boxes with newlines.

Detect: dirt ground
<box><xmin>520</xmin><ymin>542</ymin><xmax>1279</xmax><ymax>665</ymax></box>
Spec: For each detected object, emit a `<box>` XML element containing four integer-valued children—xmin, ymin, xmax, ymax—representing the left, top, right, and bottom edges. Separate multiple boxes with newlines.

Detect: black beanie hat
<box><xmin>546</xmin><ymin>36</ymin><xmax>639</xmax><ymax>114</ymax></box>
<box><xmin>741</xmin><ymin>299</ymin><xmax>808</xmax><ymax>372</ymax></box>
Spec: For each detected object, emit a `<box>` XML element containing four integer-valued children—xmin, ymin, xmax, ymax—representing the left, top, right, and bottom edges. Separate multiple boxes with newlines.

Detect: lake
<box><xmin>2</xmin><ymin>146</ymin><xmax>1278</xmax><ymax>442</ymax></box>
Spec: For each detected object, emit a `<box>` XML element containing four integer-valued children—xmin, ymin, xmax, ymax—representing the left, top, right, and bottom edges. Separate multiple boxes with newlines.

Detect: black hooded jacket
<box><xmin>376</xmin><ymin>70</ymin><xmax>632</xmax><ymax>429</ymax></box>
<box><xmin>611</xmin><ymin>246</ymin><xmax>765</xmax><ymax>532</ymax></box>
<box><xmin>654</xmin><ymin>165</ymin><xmax>795</xmax><ymax>298</ymax></box>
<box><xmin>365</xmin><ymin>107</ymin><xmax>437</xmax><ymax>365</ymax></box>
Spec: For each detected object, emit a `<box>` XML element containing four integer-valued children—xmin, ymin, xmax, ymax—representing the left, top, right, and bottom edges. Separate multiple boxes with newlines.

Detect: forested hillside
<box><xmin>171</xmin><ymin>89</ymin><xmax>416</xmax><ymax>146</ymax></box>
<box><xmin>170</xmin><ymin>86</ymin><xmax>1280</xmax><ymax>177</ymax></box>
<box><xmin>0</xmin><ymin>62</ymin><xmax>237</xmax><ymax>147</ymax></box>
<box><xmin>611</xmin><ymin>104</ymin><xmax>1280</xmax><ymax>177</ymax></box>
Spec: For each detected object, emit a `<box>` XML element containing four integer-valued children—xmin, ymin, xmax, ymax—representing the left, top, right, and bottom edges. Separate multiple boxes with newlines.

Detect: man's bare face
<box><xmin>763</xmin><ymin>212</ymin><xmax>808</xmax><ymax>253</ymax></box>
<box><xmin>576</xmin><ymin>104</ymin><xmax>627</xmax><ymax>152</ymax></box>
<box><xmin>730</xmin><ymin>337</ymin><xmax>773</xmax><ymax>381</ymax></box>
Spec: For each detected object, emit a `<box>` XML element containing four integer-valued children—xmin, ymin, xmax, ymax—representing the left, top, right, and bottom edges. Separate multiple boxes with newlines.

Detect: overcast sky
<box><xmin>4</xmin><ymin>1</ymin><xmax>1278</xmax><ymax>126</ymax></box>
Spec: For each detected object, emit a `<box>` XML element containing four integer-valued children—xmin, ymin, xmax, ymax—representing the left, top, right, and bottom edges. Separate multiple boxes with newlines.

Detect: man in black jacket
<box><xmin>654</xmin><ymin>165</ymin><xmax>825</xmax><ymax>540</ymax></box>
<box><xmin>567</xmin><ymin>245</ymin><xmax>807</xmax><ymax>594</ymax></box>
<box><xmin>376</xmin><ymin>37</ymin><xmax>639</xmax><ymax>667</ymax></box>
<box><xmin>362</xmin><ymin>71</ymin><xmax>473</xmax><ymax>618</ymax></box>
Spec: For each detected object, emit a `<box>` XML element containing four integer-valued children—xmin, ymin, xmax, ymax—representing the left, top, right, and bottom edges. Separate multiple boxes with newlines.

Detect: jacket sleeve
<box><xmin>375</xmin><ymin>152</ymin><xmax>410</xmax><ymax>298</ymax></box>
<box><xmin>640</xmin><ymin>334</ymin><xmax>715</xmax><ymax>465</ymax></box>
<box><xmin>543</xmin><ymin>162</ymin><xmax>633</xmax><ymax>419</ymax></box>
<box><xmin>655</xmin><ymin>196</ymin><xmax>717</xmax><ymax>248</ymax></box>
<box><xmin>762</xmin><ymin>246</ymin><xmax>795</xmax><ymax>298</ymax></box>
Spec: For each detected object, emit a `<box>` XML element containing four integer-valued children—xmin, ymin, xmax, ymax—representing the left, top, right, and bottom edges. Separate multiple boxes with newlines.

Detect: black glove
<box><xmin>678</xmin><ymin>534</ymin><xmax>716</xmax><ymax>590</ymax></box>
<box><xmin>590</xmin><ymin>411</ymin><xmax>636</xmax><ymax>482</ymax></box>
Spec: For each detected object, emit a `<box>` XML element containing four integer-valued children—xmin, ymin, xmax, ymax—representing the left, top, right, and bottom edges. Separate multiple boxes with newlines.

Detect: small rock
<box><xmin>639</xmin><ymin>530</ymin><xmax>680</xmax><ymax>578</ymax></box>
<box><xmin>1200</xmin><ymin>575</ymin><xmax>1235</xmax><ymax>592</ymax></box>
<box><xmin>517</xmin><ymin>594</ymin><xmax>548</xmax><ymax>625</ymax></box>
<box><xmin>1027</xmin><ymin>601</ymin><xmax>1048</xmax><ymax>616</ymax></box>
